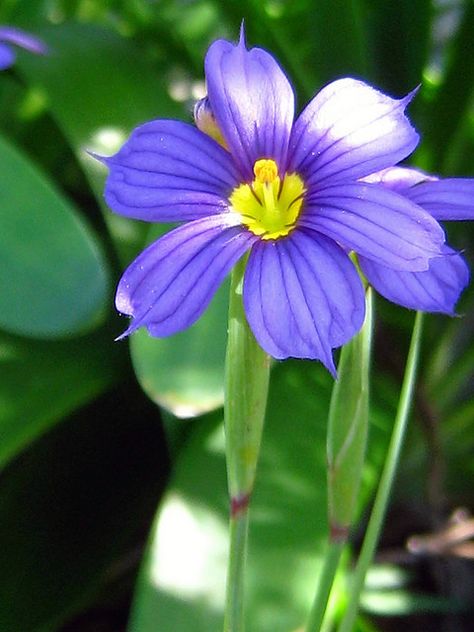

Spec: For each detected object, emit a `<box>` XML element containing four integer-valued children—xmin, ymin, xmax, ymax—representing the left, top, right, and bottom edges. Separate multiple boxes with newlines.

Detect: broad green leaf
<box><xmin>0</xmin><ymin>133</ymin><xmax>109</xmax><ymax>338</ymax></box>
<box><xmin>15</xmin><ymin>23</ymin><xmax>228</xmax><ymax>415</ymax></box>
<box><xmin>0</xmin><ymin>382</ymin><xmax>167</xmax><ymax>632</ymax></box>
<box><xmin>128</xmin><ymin>360</ymin><xmax>393</xmax><ymax>632</ymax></box>
<box><xmin>0</xmin><ymin>328</ymin><xmax>124</xmax><ymax>468</ymax></box>
<box><xmin>129</xmin><ymin>280</ymin><xmax>229</xmax><ymax>418</ymax></box>
<box><xmin>120</xmin><ymin>220</ymin><xmax>229</xmax><ymax>418</ymax></box>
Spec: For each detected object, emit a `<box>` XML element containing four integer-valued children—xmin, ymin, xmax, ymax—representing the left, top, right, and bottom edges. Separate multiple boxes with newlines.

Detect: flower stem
<box><xmin>223</xmin><ymin>256</ymin><xmax>271</xmax><ymax>632</ymax></box>
<box><xmin>337</xmin><ymin>311</ymin><xmax>425</xmax><ymax>632</ymax></box>
<box><xmin>305</xmin><ymin>540</ymin><xmax>345</xmax><ymax>632</ymax></box>
<box><xmin>305</xmin><ymin>287</ymin><xmax>374</xmax><ymax>632</ymax></box>
<box><xmin>224</xmin><ymin>509</ymin><xmax>250</xmax><ymax>631</ymax></box>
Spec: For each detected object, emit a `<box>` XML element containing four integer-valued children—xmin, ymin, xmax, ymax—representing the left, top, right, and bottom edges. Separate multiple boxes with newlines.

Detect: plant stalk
<box><xmin>337</xmin><ymin>311</ymin><xmax>424</xmax><ymax>632</ymax></box>
<box><xmin>223</xmin><ymin>256</ymin><xmax>271</xmax><ymax>632</ymax></box>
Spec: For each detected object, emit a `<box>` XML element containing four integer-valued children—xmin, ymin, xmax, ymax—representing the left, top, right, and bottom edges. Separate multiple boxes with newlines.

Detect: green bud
<box><xmin>327</xmin><ymin>287</ymin><xmax>373</xmax><ymax>540</ymax></box>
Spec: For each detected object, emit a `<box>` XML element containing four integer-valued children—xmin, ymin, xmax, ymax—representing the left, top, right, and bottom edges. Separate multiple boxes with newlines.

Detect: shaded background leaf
<box><xmin>0</xmin><ymin>328</ymin><xmax>124</xmax><ymax>468</ymax></box>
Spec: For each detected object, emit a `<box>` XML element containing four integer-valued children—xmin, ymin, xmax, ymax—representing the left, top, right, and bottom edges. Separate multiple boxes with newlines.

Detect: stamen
<box><xmin>230</xmin><ymin>159</ymin><xmax>306</xmax><ymax>240</ymax></box>
<box><xmin>261</xmin><ymin>180</ymin><xmax>277</xmax><ymax>216</ymax></box>
<box><xmin>254</xmin><ymin>159</ymin><xmax>278</xmax><ymax>184</ymax></box>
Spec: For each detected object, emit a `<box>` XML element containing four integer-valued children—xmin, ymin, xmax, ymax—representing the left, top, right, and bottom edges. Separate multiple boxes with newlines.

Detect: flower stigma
<box><xmin>230</xmin><ymin>159</ymin><xmax>306</xmax><ymax>240</ymax></box>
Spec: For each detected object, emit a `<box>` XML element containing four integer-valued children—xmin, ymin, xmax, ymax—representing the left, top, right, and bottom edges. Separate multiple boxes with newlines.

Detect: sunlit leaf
<box><xmin>129</xmin><ymin>280</ymin><xmax>229</xmax><ymax>418</ymax></box>
<box><xmin>0</xmin><ymin>134</ymin><xmax>109</xmax><ymax>338</ymax></box>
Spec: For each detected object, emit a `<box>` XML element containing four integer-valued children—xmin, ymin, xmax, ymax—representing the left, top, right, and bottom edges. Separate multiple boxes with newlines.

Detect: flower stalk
<box><xmin>337</xmin><ymin>311</ymin><xmax>424</xmax><ymax>632</ymax></box>
<box><xmin>305</xmin><ymin>287</ymin><xmax>374</xmax><ymax>632</ymax></box>
<box><xmin>223</xmin><ymin>255</ymin><xmax>271</xmax><ymax>632</ymax></box>
<box><xmin>304</xmin><ymin>539</ymin><xmax>345</xmax><ymax>632</ymax></box>
<box><xmin>327</xmin><ymin>287</ymin><xmax>373</xmax><ymax>539</ymax></box>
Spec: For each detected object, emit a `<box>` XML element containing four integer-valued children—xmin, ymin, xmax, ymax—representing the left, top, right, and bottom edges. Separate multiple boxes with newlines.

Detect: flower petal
<box><xmin>361</xmin><ymin>166</ymin><xmax>434</xmax><ymax>190</ymax></box>
<box><xmin>404</xmin><ymin>178</ymin><xmax>474</xmax><ymax>221</ymax></box>
<box><xmin>243</xmin><ymin>229</ymin><xmax>365</xmax><ymax>374</ymax></box>
<box><xmin>288</xmin><ymin>78</ymin><xmax>419</xmax><ymax>185</ymax></box>
<box><xmin>301</xmin><ymin>182</ymin><xmax>445</xmax><ymax>271</ymax></box>
<box><xmin>359</xmin><ymin>247</ymin><xmax>469</xmax><ymax>314</ymax></box>
<box><xmin>205</xmin><ymin>27</ymin><xmax>295</xmax><ymax>180</ymax></box>
<box><xmin>0</xmin><ymin>42</ymin><xmax>14</xmax><ymax>70</ymax></box>
<box><xmin>0</xmin><ymin>26</ymin><xmax>47</xmax><ymax>55</ymax></box>
<box><xmin>364</xmin><ymin>168</ymin><xmax>474</xmax><ymax>220</ymax></box>
<box><xmin>103</xmin><ymin>119</ymin><xmax>240</xmax><ymax>222</ymax></box>
<box><xmin>116</xmin><ymin>215</ymin><xmax>256</xmax><ymax>337</ymax></box>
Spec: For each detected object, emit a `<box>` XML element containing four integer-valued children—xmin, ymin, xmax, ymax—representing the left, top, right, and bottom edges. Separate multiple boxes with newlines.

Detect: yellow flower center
<box><xmin>230</xmin><ymin>159</ymin><xmax>305</xmax><ymax>240</ymax></box>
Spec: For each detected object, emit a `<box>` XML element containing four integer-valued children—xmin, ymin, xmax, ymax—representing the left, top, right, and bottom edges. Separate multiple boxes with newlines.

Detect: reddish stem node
<box><xmin>329</xmin><ymin>522</ymin><xmax>350</xmax><ymax>543</ymax></box>
<box><xmin>230</xmin><ymin>492</ymin><xmax>251</xmax><ymax>518</ymax></box>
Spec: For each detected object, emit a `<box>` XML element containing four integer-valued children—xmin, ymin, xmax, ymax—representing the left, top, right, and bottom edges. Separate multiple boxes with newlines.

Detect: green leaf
<box><xmin>423</xmin><ymin>3</ymin><xmax>474</xmax><ymax>171</ymax></box>
<box><xmin>0</xmin><ymin>328</ymin><xmax>124</xmax><ymax>468</ymax></box>
<box><xmin>361</xmin><ymin>563</ymin><xmax>465</xmax><ymax>616</ymax></box>
<box><xmin>14</xmin><ymin>23</ymin><xmax>227</xmax><ymax>417</ymax></box>
<box><xmin>218</xmin><ymin>0</ymin><xmax>369</xmax><ymax>101</ymax></box>
<box><xmin>305</xmin><ymin>0</ymin><xmax>370</xmax><ymax>82</ymax></box>
<box><xmin>0</xmin><ymin>133</ymin><xmax>109</xmax><ymax>338</ymax></box>
<box><xmin>15</xmin><ymin>22</ymin><xmax>182</xmax><ymax>262</ymax></box>
<box><xmin>0</xmin><ymin>382</ymin><xmax>167</xmax><ymax>632</ymax></box>
<box><xmin>360</xmin><ymin>0</ymin><xmax>433</xmax><ymax>93</ymax></box>
<box><xmin>129</xmin><ymin>280</ymin><xmax>229</xmax><ymax>418</ymax></box>
<box><xmin>128</xmin><ymin>360</ymin><xmax>393</xmax><ymax>632</ymax></box>
<box><xmin>15</xmin><ymin>21</ymin><xmax>179</xmax><ymax>179</ymax></box>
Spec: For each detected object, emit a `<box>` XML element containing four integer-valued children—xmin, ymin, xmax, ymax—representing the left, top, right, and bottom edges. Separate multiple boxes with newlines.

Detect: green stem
<box><xmin>337</xmin><ymin>311</ymin><xmax>425</xmax><ymax>632</ymax></box>
<box><xmin>305</xmin><ymin>287</ymin><xmax>374</xmax><ymax>632</ymax></box>
<box><xmin>327</xmin><ymin>287</ymin><xmax>373</xmax><ymax>535</ymax></box>
<box><xmin>223</xmin><ymin>256</ymin><xmax>271</xmax><ymax>632</ymax></box>
<box><xmin>305</xmin><ymin>540</ymin><xmax>345</xmax><ymax>632</ymax></box>
<box><xmin>224</xmin><ymin>510</ymin><xmax>250</xmax><ymax>632</ymax></box>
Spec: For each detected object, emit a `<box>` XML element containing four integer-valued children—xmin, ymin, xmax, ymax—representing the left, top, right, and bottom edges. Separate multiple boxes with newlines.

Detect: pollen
<box><xmin>230</xmin><ymin>158</ymin><xmax>305</xmax><ymax>240</ymax></box>
<box><xmin>254</xmin><ymin>159</ymin><xmax>278</xmax><ymax>184</ymax></box>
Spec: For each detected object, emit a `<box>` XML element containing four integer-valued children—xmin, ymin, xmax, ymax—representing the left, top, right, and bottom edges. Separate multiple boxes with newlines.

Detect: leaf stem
<box><xmin>337</xmin><ymin>311</ymin><xmax>424</xmax><ymax>632</ymax></box>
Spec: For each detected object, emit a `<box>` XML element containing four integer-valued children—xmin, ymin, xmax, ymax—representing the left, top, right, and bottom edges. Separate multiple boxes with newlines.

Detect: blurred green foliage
<box><xmin>0</xmin><ymin>1</ymin><xmax>473</xmax><ymax>631</ymax></box>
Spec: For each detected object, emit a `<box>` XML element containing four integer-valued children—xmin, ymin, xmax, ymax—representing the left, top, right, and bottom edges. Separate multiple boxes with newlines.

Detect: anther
<box><xmin>254</xmin><ymin>159</ymin><xmax>278</xmax><ymax>184</ymax></box>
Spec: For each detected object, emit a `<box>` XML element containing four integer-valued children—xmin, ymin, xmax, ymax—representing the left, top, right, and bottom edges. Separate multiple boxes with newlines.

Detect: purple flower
<box><xmin>361</xmin><ymin>167</ymin><xmax>474</xmax><ymax>314</ymax></box>
<box><xmin>0</xmin><ymin>26</ymin><xmax>47</xmax><ymax>70</ymax></box>
<box><xmin>102</xmin><ymin>29</ymin><xmax>450</xmax><ymax>374</ymax></box>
